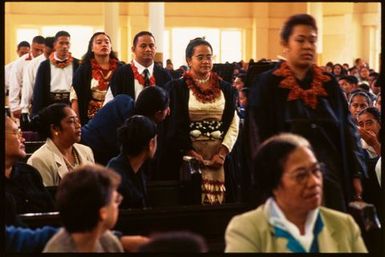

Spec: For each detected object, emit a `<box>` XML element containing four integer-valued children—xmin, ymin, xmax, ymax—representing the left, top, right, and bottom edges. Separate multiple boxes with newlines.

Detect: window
<box><xmin>165</xmin><ymin>28</ymin><xmax>241</xmax><ymax>68</ymax></box>
<box><xmin>16</xmin><ymin>28</ymin><xmax>40</xmax><ymax>47</ymax></box>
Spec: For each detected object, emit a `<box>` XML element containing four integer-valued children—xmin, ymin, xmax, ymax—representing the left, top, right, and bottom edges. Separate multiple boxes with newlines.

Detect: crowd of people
<box><xmin>4</xmin><ymin>13</ymin><xmax>381</xmax><ymax>253</ymax></box>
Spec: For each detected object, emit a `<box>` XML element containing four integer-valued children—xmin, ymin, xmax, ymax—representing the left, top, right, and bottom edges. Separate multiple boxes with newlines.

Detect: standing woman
<box><xmin>168</xmin><ymin>38</ymin><xmax>239</xmax><ymax>205</ymax></box>
<box><xmin>71</xmin><ymin>32</ymin><xmax>122</xmax><ymax>125</ymax></box>
<box><xmin>247</xmin><ymin>14</ymin><xmax>366</xmax><ymax>212</ymax></box>
<box><xmin>28</xmin><ymin>103</ymin><xmax>94</xmax><ymax>186</ymax></box>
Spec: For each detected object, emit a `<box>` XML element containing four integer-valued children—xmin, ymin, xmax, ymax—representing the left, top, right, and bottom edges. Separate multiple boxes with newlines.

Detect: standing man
<box><xmin>104</xmin><ymin>31</ymin><xmax>171</xmax><ymax>104</ymax></box>
<box><xmin>32</xmin><ymin>31</ymin><xmax>79</xmax><ymax>115</ymax></box>
<box><xmin>20</xmin><ymin>37</ymin><xmax>55</xmax><ymax>120</ymax></box>
<box><xmin>8</xmin><ymin>36</ymin><xmax>45</xmax><ymax>118</ymax></box>
<box><xmin>5</xmin><ymin>41</ymin><xmax>30</xmax><ymax>96</ymax></box>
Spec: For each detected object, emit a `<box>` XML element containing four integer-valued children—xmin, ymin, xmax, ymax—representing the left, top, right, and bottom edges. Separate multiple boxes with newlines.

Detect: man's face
<box><xmin>17</xmin><ymin>46</ymin><xmax>30</xmax><ymax>57</ymax></box>
<box><xmin>54</xmin><ymin>36</ymin><xmax>71</xmax><ymax>59</ymax></box>
<box><xmin>132</xmin><ymin>35</ymin><xmax>156</xmax><ymax>67</ymax></box>
<box><xmin>31</xmin><ymin>42</ymin><xmax>45</xmax><ymax>58</ymax></box>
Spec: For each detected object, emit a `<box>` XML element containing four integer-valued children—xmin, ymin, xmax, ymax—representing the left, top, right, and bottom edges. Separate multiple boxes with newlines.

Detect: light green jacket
<box><xmin>225</xmin><ymin>205</ymin><xmax>367</xmax><ymax>253</ymax></box>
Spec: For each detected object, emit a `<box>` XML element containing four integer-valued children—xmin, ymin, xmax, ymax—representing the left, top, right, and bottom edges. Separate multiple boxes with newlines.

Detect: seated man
<box><xmin>43</xmin><ymin>164</ymin><xmax>124</xmax><ymax>252</ymax></box>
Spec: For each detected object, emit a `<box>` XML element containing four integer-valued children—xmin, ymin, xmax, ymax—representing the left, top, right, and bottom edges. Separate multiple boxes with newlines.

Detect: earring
<box><xmin>54</xmin><ymin>132</ymin><xmax>59</xmax><ymax>136</ymax></box>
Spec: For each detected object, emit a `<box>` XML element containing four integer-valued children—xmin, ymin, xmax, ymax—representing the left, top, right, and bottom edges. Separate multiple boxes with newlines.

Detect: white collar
<box><xmin>265</xmin><ymin>197</ymin><xmax>319</xmax><ymax>252</ymax></box>
<box><xmin>133</xmin><ymin>59</ymin><xmax>154</xmax><ymax>76</ymax></box>
<box><xmin>54</xmin><ymin>52</ymin><xmax>68</xmax><ymax>62</ymax></box>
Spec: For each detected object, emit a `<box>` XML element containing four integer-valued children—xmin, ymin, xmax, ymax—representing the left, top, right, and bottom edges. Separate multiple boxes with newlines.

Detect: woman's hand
<box><xmin>186</xmin><ymin>149</ymin><xmax>205</xmax><ymax>165</ymax></box>
<box><xmin>359</xmin><ymin>127</ymin><xmax>381</xmax><ymax>155</ymax></box>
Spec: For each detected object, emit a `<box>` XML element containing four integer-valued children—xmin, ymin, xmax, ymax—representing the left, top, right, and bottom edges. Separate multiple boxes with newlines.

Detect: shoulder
<box><xmin>228</xmin><ymin>205</ymin><xmax>266</xmax><ymax>231</ymax></box>
<box><xmin>100</xmin><ymin>230</ymin><xmax>124</xmax><ymax>252</ymax></box>
<box><xmin>13</xmin><ymin>162</ymin><xmax>41</xmax><ymax>175</ymax></box>
<box><xmin>73</xmin><ymin>143</ymin><xmax>94</xmax><ymax>155</ymax></box>
<box><xmin>29</xmin><ymin>142</ymin><xmax>52</xmax><ymax>159</ymax></box>
<box><xmin>320</xmin><ymin>206</ymin><xmax>357</xmax><ymax>227</ymax></box>
<box><xmin>43</xmin><ymin>228</ymin><xmax>73</xmax><ymax>252</ymax></box>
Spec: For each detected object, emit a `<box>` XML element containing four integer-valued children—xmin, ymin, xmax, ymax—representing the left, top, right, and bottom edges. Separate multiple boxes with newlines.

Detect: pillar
<box><xmin>149</xmin><ymin>2</ymin><xmax>165</xmax><ymax>64</ymax></box>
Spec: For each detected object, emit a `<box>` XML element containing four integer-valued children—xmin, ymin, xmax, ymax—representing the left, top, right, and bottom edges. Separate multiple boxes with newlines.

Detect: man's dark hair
<box><xmin>44</xmin><ymin>37</ymin><xmax>55</xmax><ymax>49</ymax></box>
<box><xmin>117</xmin><ymin>115</ymin><xmax>157</xmax><ymax>156</ymax></box>
<box><xmin>185</xmin><ymin>37</ymin><xmax>213</xmax><ymax>62</ymax></box>
<box><xmin>339</xmin><ymin>75</ymin><xmax>358</xmax><ymax>85</ymax></box>
<box><xmin>54</xmin><ymin>31</ymin><xmax>71</xmax><ymax>41</ymax></box>
<box><xmin>133</xmin><ymin>31</ymin><xmax>155</xmax><ymax>47</ymax></box>
<box><xmin>280</xmin><ymin>13</ymin><xmax>318</xmax><ymax>43</ymax></box>
<box><xmin>56</xmin><ymin>164</ymin><xmax>121</xmax><ymax>233</ymax></box>
<box><xmin>134</xmin><ymin>86</ymin><xmax>169</xmax><ymax>119</ymax></box>
<box><xmin>17</xmin><ymin>41</ymin><xmax>30</xmax><ymax>50</ymax></box>
<box><xmin>32</xmin><ymin>36</ymin><xmax>45</xmax><ymax>45</ymax></box>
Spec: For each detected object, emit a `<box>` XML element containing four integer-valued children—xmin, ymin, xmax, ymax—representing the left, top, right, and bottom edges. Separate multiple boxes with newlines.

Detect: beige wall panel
<box><xmin>165</xmin><ymin>3</ymin><xmax>252</xmax><ymax>18</ymax></box>
<box><xmin>7</xmin><ymin>2</ymin><xmax>103</xmax><ymax>15</ymax></box>
<box><xmin>323</xmin><ymin>16</ymin><xmax>347</xmax><ymax>35</ymax></box>
<box><xmin>268</xmin><ymin>29</ymin><xmax>281</xmax><ymax>59</ymax></box>
<box><xmin>323</xmin><ymin>34</ymin><xmax>348</xmax><ymax>64</ymax></box>
<box><xmin>323</xmin><ymin>3</ymin><xmax>353</xmax><ymax>15</ymax></box>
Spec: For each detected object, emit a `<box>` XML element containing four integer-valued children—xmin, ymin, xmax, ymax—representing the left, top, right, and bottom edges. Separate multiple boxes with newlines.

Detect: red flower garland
<box><xmin>91</xmin><ymin>58</ymin><xmax>118</xmax><ymax>91</ymax></box>
<box><xmin>184</xmin><ymin>71</ymin><xmax>222</xmax><ymax>103</ymax></box>
<box><xmin>49</xmin><ymin>52</ymin><xmax>74</xmax><ymax>69</ymax></box>
<box><xmin>130</xmin><ymin>62</ymin><xmax>156</xmax><ymax>87</ymax></box>
<box><xmin>273</xmin><ymin>61</ymin><xmax>330</xmax><ymax>109</ymax></box>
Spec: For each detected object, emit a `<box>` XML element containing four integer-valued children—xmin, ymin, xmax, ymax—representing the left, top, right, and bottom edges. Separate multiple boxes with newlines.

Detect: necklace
<box><xmin>184</xmin><ymin>71</ymin><xmax>221</xmax><ymax>103</ymax></box>
<box><xmin>91</xmin><ymin>58</ymin><xmax>119</xmax><ymax>91</ymax></box>
<box><xmin>63</xmin><ymin>148</ymin><xmax>80</xmax><ymax>171</ymax></box>
<box><xmin>49</xmin><ymin>52</ymin><xmax>74</xmax><ymax>69</ymax></box>
<box><xmin>195</xmin><ymin>76</ymin><xmax>210</xmax><ymax>84</ymax></box>
<box><xmin>272</xmin><ymin>61</ymin><xmax>330</xmax><ymax>109</ymax></box>
<box><xmin>130</xmin><ymin>62</ymin><xmax>156</xmax><ymax>87</ymax></box>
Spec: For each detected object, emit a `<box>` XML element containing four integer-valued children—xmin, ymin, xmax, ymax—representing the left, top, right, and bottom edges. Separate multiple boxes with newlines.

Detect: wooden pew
<box><xmin>19</xmin><ymin>203</ymin><xmax>252</xmax><ymax>252</ymax></box>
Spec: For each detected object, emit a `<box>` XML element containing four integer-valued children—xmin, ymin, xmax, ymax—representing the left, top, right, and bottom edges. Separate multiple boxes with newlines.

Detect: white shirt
<box><xmin>265</xmin><ymin>197</ymin><xmax>320</xmax><ymax>252</ymax></box>
<box><xmin>5</xmin><ymin>61</ymin><xmax>16</xmax><ymax>93</ymax></box>
<box><xmin>20</xmin><ymin>54</ymin><xmax>47</xmax><ymax>113</ymax></box>
<box><xmin>103</xmin><ymin>60</ymin><xmax>154</xmax><ymax>105</ymax></box>
<box><xmin>49</xmin><ymin>52</ymin><xmax>74</xmax><ymax>92</ymax></box>
<box><xmin>8</xmin><ymin>53</ymin><xmax>35</xmax><ymax>112</ymax></box>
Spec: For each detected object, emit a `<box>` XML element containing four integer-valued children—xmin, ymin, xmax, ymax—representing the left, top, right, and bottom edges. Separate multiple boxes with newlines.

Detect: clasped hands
<box><xmin>187</xmin><ymin>146</ymin><xmax>228</xmax><ymax>170</ymax></box>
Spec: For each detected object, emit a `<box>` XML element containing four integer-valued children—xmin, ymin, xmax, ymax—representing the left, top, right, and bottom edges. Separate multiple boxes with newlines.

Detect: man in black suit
<box><xmin>104</xmin><ymin>31</ymin><xmax>172</xmax><ymax>103</ymax></box>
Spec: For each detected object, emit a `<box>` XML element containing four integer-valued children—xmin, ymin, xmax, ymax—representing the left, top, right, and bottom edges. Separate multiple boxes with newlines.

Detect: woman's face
<box><xmin>273</xmin><ymin>146</ymin><xmax>323</xmax><ymax>216</ymax></box>
<box><xmin>92</xmin><ymin>34</ymin><xmax>112</xmax><ymax>57</ymax></box>
<box><xmin>349</xmin><ymin>95</ymin><xmax>370</xmax><ymax>118</ymax></box>
<box><xmin>55</xmin><ymin>107</ymin><xmax>82</xmax><ymax>145</ymax></box>
<box><xmin>233</xmin><ymin>77</ymin><xmax>244</xmax><ymax>90</ymax></box>
<box><xmin>187</xmin><ymin>44</ymin><xmax>213</xmax><ymax>77</ymax></box>
<box><xmin>357</xmin><ymin>113</ymin><xmax>381</xmax><ymax>137</ymax></box>
<box><xmin>283</xmin><ymin>25</ymin><xmax>317</xmax><ymax>70</ymax></box>
<box><xmin>5</xmin><ymin>117</ymin><xmax>26</xmax><ymax>160</ymax></box>
<box><xmin>359</xmin><ymin>68</ymin><xmax>370</xmax><ymax>79</ymax></box>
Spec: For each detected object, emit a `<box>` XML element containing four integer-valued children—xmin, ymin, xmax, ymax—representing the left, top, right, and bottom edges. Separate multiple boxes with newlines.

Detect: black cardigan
<box><xmin>167</xmin><ymin>77</ymin><xmax>237</xmax><ymax>153</ymax></box>
<box><xmin>72</xmin><ymin>60</ymin><xmax>124</xmax><ymax>125</ymax></box>
<box><xmin>109</xmin><ymin>63</ymin><xmax>172</xmax><ymax>99</ymax></box>
<box><xmin>32</xmin><ymin>58</ymin><xmax>79</xmax><ymax>115</ymax></box>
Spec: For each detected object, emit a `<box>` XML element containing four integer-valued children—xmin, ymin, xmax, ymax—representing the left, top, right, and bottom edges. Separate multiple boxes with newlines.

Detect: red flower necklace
<box><xmin>273</xmin><ymin>61</ymin><xmax>330</xmax><ymax>109</ymax></box>
<box><xmin>91</xmin><ymin>58</ymin><xmax>118</xmax><ymax>91</ymax></box>
<box><xmin>49</xmin><ymin>52</ymin><xmax>74</xmax><ymax>69</ymax></box>
<box><xmin>130</xmin><ymin>62</ymin><xmax>156</xmax><ymax>87</ymax></box>
<box><xmin>184</xmin><ymin>70</ymin><xmax>221</xmax><ymax>103</ymax></box>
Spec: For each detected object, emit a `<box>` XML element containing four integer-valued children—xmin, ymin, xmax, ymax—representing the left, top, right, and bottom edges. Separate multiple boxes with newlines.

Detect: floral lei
<box><xmin>91</xmin><ymin>58</ymin><xmax>118</xmax><ymax>91</ymax></box>
<box><xmin>272</xmin><ymin>61</ymin><xmax>330</xmax><ymax>109</ymax></box>
<box><xmin>130</xmin><ymin>62</ymin><xmax>156</xmax><ymax>87</ymax></box>
<box><xmin>184</xmin><ymin>70</ymin><xmax>221</xmax><ymax>103</ymax></box>
<box><xmin>49</xmin><ymin>52</ymin><xmax>74</xmax><ymax>69</ymax></box>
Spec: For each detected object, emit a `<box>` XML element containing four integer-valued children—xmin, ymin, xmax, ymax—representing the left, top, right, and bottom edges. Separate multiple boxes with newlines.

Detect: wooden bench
<box><xmin>19</xmin><ymin>203</ymin><xmax>252</xmax><ymax>252</ymax></box>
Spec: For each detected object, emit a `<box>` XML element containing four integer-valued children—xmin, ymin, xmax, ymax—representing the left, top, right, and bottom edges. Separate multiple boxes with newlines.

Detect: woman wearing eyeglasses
<box><xmin>167</xmin><ymin>37</ymin><xmax>239</xmax><ymax>205</ymax></box>
<box><xmin>5</xmin><ymin>114</ymin><xmax>54</xmax><ymax>225</ymax></box>
<box><xmin>225</xmin><ymin>133</ymin><xmax>367</xmax><ymax>253</ymax></box>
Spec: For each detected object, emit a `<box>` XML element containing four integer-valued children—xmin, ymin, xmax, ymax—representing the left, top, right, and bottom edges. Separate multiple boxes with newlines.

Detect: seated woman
<box><xmin>357</xmin><ymin>107</ymin><xmax>381</xmax><ymax>217</ymax></box>
<box><xmin>348</xmin><ymin>90</ymin><xmax>372</xmax><ymax>122</ymax></box>
<box><xmin>107</xmin><ymin>115</ymin><xmax>157</xmax><ymax>209</ymax></box>
<box><xmin>27</xmin><ymin>103</ymin><xmax>94</xmax><ymax>186</ymax></box>
<box><xmin>5</xmin><ymin>115</ymin><xmax>55</xmax><ymax>225</ymax></box>
<box><xmin>225</xmin><ymin>133</ymin><xmax>367</xmax><ymax>253</ymax></box>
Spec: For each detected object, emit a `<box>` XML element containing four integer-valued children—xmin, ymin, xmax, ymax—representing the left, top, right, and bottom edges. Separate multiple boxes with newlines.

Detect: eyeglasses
<box><xmin>286</xmin><ymin>162</ymin><xmax>325</xmax><ymax>185</ymax></box>
<box><xmin>6</xmin><ymin>128</ymin><xmax>23</xmax><ymax>138</ymax></box>
<box><xmin>193</xmin><ymin>54</ymin><xmax>214</xmax><ymax>62</ymax></box>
